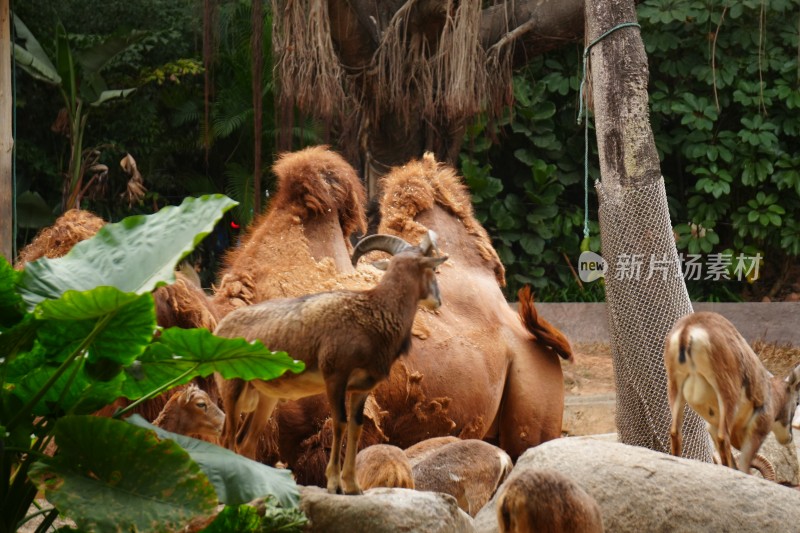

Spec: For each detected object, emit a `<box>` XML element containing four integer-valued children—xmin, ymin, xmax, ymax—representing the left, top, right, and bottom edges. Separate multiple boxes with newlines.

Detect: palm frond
<box><xmin>224</xmin><ymin>162</ymin><xmax>255</xmax><ymax>226</ymax></box>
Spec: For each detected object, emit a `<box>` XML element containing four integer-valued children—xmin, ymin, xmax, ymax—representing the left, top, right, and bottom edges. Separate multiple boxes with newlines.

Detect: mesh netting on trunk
<box><xmin>597</xmin><ymin>177</ymin><xmax>712</xmax><ymax>462</ymax></box>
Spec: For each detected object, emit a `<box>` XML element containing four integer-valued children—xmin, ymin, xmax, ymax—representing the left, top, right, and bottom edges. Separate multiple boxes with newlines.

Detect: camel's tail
<box><xmin>517</xmin><ymin>286</ymin><xmax>574</xmax><ymax>362</ymax></box>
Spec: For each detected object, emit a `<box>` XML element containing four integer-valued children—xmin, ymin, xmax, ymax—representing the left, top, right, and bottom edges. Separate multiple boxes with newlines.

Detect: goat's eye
<box><xmin>197</xmin><ymin>402</ymin><xmax>207</xmax><ymax>410</ymax></box>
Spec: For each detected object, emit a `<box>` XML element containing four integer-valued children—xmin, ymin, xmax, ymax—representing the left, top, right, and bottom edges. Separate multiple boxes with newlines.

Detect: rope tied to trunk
<box><xmin>577</xmin><ymin>22</ymin><xmax>641</xmax><ymax>239</ymax></box>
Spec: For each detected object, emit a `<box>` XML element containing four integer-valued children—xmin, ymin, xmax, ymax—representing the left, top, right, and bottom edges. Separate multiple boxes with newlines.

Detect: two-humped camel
<box><xmin>212</xmin><ymin>146</ymin><xmax>572</xmax><ymax>485</ymax></box>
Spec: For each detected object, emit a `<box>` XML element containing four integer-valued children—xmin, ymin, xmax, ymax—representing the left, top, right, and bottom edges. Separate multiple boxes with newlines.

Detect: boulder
<box><xmin>474</xmin><ymin>437</ymin><xmax>800</xmax><ymax>533</ymax></box>
<box><xmin>300</xmin><ymin>486</ymin><xmax>475</xmax><ymax>533</ymax></box>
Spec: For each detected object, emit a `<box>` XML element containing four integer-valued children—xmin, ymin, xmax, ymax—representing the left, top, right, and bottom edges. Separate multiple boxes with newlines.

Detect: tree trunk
<box><xmin>0</xmin><ymin>0</ymin><xmax>12</xmax><ymax>262</ymax></box>
<box><xmin>586</xmin><ymin>0</ymin><xmax>711</xmax><ymax>460</ymax></box>
<box><xmin>252</xmin><ymin>0</ymin><xmax>264</xmax><ymax>215</ymax></box>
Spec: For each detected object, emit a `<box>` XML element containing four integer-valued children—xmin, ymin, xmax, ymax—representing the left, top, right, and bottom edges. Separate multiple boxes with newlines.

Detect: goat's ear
<box><xmin>419</xmin><ymin>230</ymin><xmax>440</xmax><ymax>257</ymax></box>
<box><xmin>787</xmin><ymin>364</ymin><xmax>800</xmax><ymax>390</ymax></box>
<box><xmin>371</xmin><ymin>259</ymin><xmax>390</xmax><ymax>271</ymax></box>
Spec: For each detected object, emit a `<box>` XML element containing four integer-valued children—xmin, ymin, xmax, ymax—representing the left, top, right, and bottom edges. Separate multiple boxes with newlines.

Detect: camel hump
<box><xmin>517</xmin><ymin>286</ymin><xmax>573</xmax><ymax>362</ymax></box>
<box><xmin>271</xmin><ymin>145</ymin><xmax>366</xmax><ymax>236</ymax></box>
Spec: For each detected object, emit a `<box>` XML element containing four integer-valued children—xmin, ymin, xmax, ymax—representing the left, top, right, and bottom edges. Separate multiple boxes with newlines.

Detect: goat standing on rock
<box><xmin>214</xmin><ymin>231</ymin><xmax>447</xmax><ymax>494</ymax></box>
<box><xmin>665</xmin><ymin>311</ymin><xmax>800</xmax><ymax>474</ymax></box>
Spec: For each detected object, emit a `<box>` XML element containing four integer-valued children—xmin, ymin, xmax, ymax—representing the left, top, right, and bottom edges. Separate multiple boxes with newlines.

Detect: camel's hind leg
<box><xmin>496</xmin><ymin>350</ymin><xmax>564</xmax><ymax>460</ymax></box>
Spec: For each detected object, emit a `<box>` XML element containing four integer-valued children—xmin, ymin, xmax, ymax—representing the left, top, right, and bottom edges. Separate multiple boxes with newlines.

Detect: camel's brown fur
<box><xmin>372</xmin><ymin>152</ymin><xmax>570</xmax><ymax>460</ymax></box>
<box><xmin>378</xmin><ymin>152</ymin><xmax>505</xmax><ymax>286</ymax></box>
<box><xmin>15</xmin><ymin>209</ymin><xmax>106</xmax><ymax>269</ymax></box>
<box><xmin>212</xmin><ymin>145</ymin><xmax>376</xmax><ymax>316</ymax></box>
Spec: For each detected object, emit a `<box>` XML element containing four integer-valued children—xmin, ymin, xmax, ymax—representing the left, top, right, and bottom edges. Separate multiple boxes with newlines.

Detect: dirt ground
<box><xmin>562</xmin><ymin>341</ymin><xmax>800</xmax><ymax>397</ymax></box>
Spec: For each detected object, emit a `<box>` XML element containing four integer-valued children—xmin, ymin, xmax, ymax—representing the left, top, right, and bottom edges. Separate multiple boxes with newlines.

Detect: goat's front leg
<box><xmin>340</xmin><ymin>391</ymin><xmax>369</xmax><ymax>495</ymax></box>
<box><xmin>737</xmin><ymin>408</ymin><xmax>771</xmax><ymax>475</ymax></box>
<box><xmin>325</xmin><ymin>378</ymin><xmax>348</xmax><ymax>494</ymax></box>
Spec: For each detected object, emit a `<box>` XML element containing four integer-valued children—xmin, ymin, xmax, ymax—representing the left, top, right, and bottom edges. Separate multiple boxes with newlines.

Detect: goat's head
<box><xmin>772</xmin><ymin>364</ymin><xmax>800</xmax><ymax>444</ymax></box>
<box><xmin>179</xmin><ymin>384</ymin><xmax>226</xmax><ymax>438</ymax></box>
<box><xmin>351</xmin><ymin>230</ymin><xmax>448</xmax><ymax>309</ymax></box>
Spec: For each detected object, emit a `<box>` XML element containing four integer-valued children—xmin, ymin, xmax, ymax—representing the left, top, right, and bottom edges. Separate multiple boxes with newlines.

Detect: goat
<box><xmin>496</xmin><ymin>469</ymin><xmax>604</xmax><ymax>533</ymax></box>
<box><xmin>152</xmin><ymin>384</ymin><xmax>225</xmax><ymax>440</ymax></box>
<box><xmin>214</xmin><ymin>230</ymin><xmax>447</xmax><ymax>494</ymax></box>
<box><xmin>355</xmin><ymin>444</ymin><xmax>415</xmax><ymax>490</ymax></box>
<box><xmin>410</xmin><ymin>438</ymin><xmax>512</xmax><ymax>517</ymax></box>
<box><xmin>664</xmin><ymin>311</ymin><xmax>800</xmax><ymax>474</ymax></box>
<box><xmin>209</xmin><ymin>146</ymin><xmax>389</xmax><ymax>484</ymax></box>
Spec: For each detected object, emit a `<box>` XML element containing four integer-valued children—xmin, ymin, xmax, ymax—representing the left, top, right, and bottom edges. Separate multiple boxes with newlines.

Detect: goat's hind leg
<box><xmin>714</xmin><ymin>400</ymin><xmax>736</xmax><ymax>469</ymax></box>
<box><xmin>340</xmin><ymin>391</ymin><xmax>369</xmax><ymax>495</ymax></box>
<box><xmin>236</xmin><ymin>393</ymin><xmax>278</xmax><ymax>460</ymax></box>
<box><xmin>324</xmin><ymin>378</ymin><xmax>348</xmax><ymax>494</ymax></box>
<box><xmin>668</xmin><ymin>383</ymin><xmax>686</xmax><ymax>457</ymax></box>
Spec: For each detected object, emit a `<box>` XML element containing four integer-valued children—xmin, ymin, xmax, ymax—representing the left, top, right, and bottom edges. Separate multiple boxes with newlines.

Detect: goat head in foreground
<box><xmin>152</xmin><ymin>383</ymin><xmax>225</xmax><ymax>439</ymax></box>
<box><xmin>496</xmin><ymin>468</ymin><xmax>604</xmax><ymax>533</ymax></box>
<box><xmin>214</xmin><ymin>230</ymin><xmax>447</xmax><ymax>494</ymax></box>
<box><xmin>664</xmin><ymin>311</ymin><xmax>800</xmax><ymax>474</ymax></box>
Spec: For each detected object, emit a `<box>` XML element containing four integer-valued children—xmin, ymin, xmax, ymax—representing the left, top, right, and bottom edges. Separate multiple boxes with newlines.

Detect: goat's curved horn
<box><xmin>351</xmin><ymin>234</ymin><xmax>412</xmax><ymax>266</ymax></box>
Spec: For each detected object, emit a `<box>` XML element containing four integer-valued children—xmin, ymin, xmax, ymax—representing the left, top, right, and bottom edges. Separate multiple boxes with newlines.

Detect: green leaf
<box><xmin>0</xmin><ymin>257</ymin><xmax>23</xmax><ymax>327</ymax></box>
<box><xmin>127</xmin><ymin>415</ymin><xmax>300</xmax><ymax>508</ymax></box>
<box><xmin>224</xmin><ymin>162</ymin><xmax>256</xmax><ymax>227</ymax></box>
<box><xmin>201</xmin><ymin>502</ymin><xmax>307</xmax><ymax>533</ymax></box>
<box><xmin>531</xmin><ymin>101</ymin><xmax>557</xmax><ymax>120</ymax></box>
<box><xmin>13</xmin><ymin>362</ymin><xmax>125</xmax><ymax>416</ymax></box>
<box><xmin>15</xmin><ymin>190</ymin><xmax>56</xmax><ymax>229</ymax></box>
<box><xmin>75</xmin><ymin>30</ymin><xmax>148</xmax><ymax>74</ymax></box>
<box><xmin>55</xmin><ymin>23</ymin><xmax>77</xmax><ymax>112</ymax></box>
<box><xmin>17</xmin><ymin>195</ymin><xmax>237</xmax><ymax>310</ymax></box>
<box><xmin>514</xmin><ymin>148</ymin><xmax>538</xmax><ymax>167</ymax></box>
<box><xmin>36</xmin><ymin>289</ymin><xmax>156</xmax><ymax>366</ymax></box>
<box><xmin>11</xmin><ymin>15</ymin><xmax>61</xmax><ymax>84</ymax></box>
<box><xmin>89</xmin><ymin>88</ymin><xmax>137</xmax><ymax>107</ymax></box>
<box><xmin>120</xmin><ymin>327</ymin><xmax>304</xmax><ymax>399</ymax></box>
<box><xmin>520</xmin><ymin>235</ymin><xmax>544</xmax><ymax>256</ymax></box>
<box><xmin>28</xmin><ymin>416</ymin><xmax>217</xmax><ymax>532</ymax></box>
<box><xmin>0</xmin><ymin>314</ymin><xmax>39</xmax><ymax>367</ymax></box>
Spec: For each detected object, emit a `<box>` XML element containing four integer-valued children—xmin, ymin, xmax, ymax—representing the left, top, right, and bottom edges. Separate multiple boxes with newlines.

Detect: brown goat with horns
<box><xmin>215</xmin><ymin>231</ymin><xmax>447</xmax><ymax>494</ymax></box>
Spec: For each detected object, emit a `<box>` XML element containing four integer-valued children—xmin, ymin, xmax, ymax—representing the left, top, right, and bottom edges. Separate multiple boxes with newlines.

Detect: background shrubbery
<box><xmin>13</xmin><ymin>0</ymin><xmax>800</xmax><ymax>301</ymax></box>
<box><xmin>460</xmin><ymin>0</ymin><xmax>800</xmax><ymax>301</ymax></box>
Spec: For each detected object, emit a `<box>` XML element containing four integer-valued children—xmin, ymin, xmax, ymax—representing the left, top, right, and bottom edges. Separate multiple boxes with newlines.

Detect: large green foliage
<box><xmin>1</xmin><ymin>195</ymin><xmax>305</xmax><ymax>533</ymax></box>
<box><xmin>13</xmin><ymin>14</ymin><xmax>143</xmax><ymax>211</ymax></box>
<box><xmin>28</xmin><ymin>416</ymin><xmax>218</xmax><ymax>533</ymax></box>
<box><xmin>462</xmin><ymin>0</ymin><xmax>800</xmax><ymax>301</ymax></box>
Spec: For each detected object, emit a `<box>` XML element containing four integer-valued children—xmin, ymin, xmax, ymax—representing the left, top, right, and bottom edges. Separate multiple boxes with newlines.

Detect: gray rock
<box><xmin>755</xmin><ymin>432</ymin><xmax>800</xmax><ymax>485</ymax></box>
<box><xmin>300</xmin><ymin>486</ymin><xmax>475</xmax><ymax>533</ymax></box>
<box><xmin>474</xmin><ymin>437</ymin><xmax>800</xmax><ymax>533</ymax></box>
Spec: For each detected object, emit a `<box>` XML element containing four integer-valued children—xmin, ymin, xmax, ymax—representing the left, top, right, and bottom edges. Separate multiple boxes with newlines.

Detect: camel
<box><xmin>212</xmin><ymin>146</ymin><xmax>571</xmax><ymax>484</ymax></box>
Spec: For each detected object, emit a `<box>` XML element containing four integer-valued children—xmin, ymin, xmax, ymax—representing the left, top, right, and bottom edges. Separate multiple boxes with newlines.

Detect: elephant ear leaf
<box><xmin>127</xmin><ymin>415</ymin><xmax>301</xmax><ymax>509</ymax></box>
<box><xmin>17</xmin><ymin>194</ymin><xmax>237</xmax><ymax>310</ymax></box>
<box><xmin>28</xmin><ymin>416</ymin><xmax>218</xmax><ymax>532</ymax></box>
